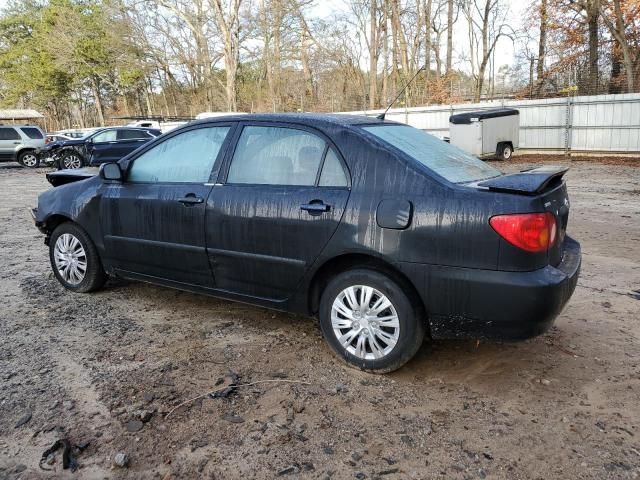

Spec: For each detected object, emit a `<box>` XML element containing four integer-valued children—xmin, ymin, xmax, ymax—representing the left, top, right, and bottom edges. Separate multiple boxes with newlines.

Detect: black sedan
<box><xmin>32</xmin><ymin>114</ymin><xmax>581</xmax><ymax>372</ymax></box>
<box><xmin>41</xmin><ymin>127</ymin><xmax>161</xmax><ymax>169</ymax></box>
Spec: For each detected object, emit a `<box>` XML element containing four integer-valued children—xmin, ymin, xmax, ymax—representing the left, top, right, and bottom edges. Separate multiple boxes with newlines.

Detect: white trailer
<box><xmin>449</xmin><ymin>108</ymin><xmax>519</xmax><ymax>160</ymax></box>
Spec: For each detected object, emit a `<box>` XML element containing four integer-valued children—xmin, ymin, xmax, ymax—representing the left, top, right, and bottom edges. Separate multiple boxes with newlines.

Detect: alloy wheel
<box><xmin>63</xmin><ymin>153</ymin><xmax>82</xmax><ymax>169</ymax></box>
<box><xmin>21</xmin><ymin>153</ymin><xmax>38</xmax><ymax>167</ymax></box>
<box><xmin>330</xmin><ymin>285</ymin><xmax>400</xmax><ymax>360</ymax></box>
<box><xmin>53</xmin><ymin>233</ymin><xmax>87</xmax><ymax>285</ymax></box>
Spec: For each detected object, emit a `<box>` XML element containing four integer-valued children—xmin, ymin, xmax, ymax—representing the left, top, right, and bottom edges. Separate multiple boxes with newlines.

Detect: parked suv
<box><xmin>0</xmin><ymin>125</ymin><xmax>46</xmax><ymax>168</ymax></box>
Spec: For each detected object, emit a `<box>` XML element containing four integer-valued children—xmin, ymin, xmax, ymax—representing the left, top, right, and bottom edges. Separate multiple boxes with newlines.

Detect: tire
<box><xmin>18</xmin><ymin>150</ymin><xmax>40</xmax><ymax>168</ymax></box>
<box><xmin>49</xmin><ymin>222</ymin><xmax>107</xmax><ymax>293</ymax></box>
<box><xmin>319</xmin><ymin>269</ymin><xmax>426</xmax><ymax>373</ymax></box>
<box><xmin>497</xmin><ymin>142</ymin><xmax>513</xmax><ymax>161</ymax></box>
<box><xmin>59</xmin><ymin>151</ymin><xmax>84</xmax><ymax>169</ymax></box>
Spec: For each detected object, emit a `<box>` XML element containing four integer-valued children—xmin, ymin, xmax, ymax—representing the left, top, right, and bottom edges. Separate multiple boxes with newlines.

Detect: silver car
<box><xmin>0</xmin><ymin>125</ymin><xmax>46</xmax><ymax>168</ymax></box>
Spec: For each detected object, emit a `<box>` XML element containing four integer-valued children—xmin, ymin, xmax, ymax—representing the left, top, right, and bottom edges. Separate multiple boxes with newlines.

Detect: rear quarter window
<box><xmin>20</xmin><ymin>127</ymin><xmax>44</xmax><ymax>139</ymax></box>
<box><xmin>362</xmin><ymin>125</ymin><xmax>501</xmax><ymax>183</ymax></box>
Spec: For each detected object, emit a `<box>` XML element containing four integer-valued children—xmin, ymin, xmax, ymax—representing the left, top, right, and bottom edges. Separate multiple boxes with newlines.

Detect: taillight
<box><xmin>489</xmin><ymin>212</ymin><xmax>557</xmax><ymax>253</ymax></box>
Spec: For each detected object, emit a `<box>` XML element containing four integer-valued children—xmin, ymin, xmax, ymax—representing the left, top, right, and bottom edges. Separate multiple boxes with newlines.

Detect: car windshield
<box><xmin>362</xmin><ymin>124</ymin><xmax>502</xmax><ymax>183</ymax></box>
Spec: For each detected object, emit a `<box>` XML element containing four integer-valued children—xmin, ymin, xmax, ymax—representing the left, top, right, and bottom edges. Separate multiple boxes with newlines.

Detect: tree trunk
<box><xmin>586</xmin><ymin>0</ymin><xmax>599</xmax><ymax>94</ymax></box>
<box><xmin>90</xmin><ymin>76</ymin><xmax>105</xmax><ymax>127</ymax></box>
<box><xmin>474</xmin><ymin>0</ymin><xmax>491</xmax><ymax>103</ymax></box>
<box><xmin>529</xmin><ymin>56</ymin><xmax>535</xmax><ymax>97</ymax></box>
<box><xmin>537</xmin><ymin>0</ymin><xmax>546</xmax><ymax>81</ymax></box>
<box><xmin>300</xmin><ymin>28</ymin><xmax>314</xmax><ymax>103</ymax></box>
<box><xmin>369</xmin><ymin>0</ymin><xmax>378</xmax><ymax>109</ymax></box>
<box><xmin>210</xmin><ymin>0</ymin><xmax>241</xmax><ymax>111</ymax></box>
<box><xmin>382</xmin><ymin>0</ymin><xmax>389</xmax><ymax>104</ymax></box>
<box><xmin>424</xmin><ymin>0</ymin><xmax>431</xmax><ymax>85</ymax></box>
<box><xmin>446</xmin><ymin>0</ymin><xmax>453</xmax><ymax>74</ymax></box>
<box><xmin>612</xmin><ymin>0</ymin><xmax>634</xmax><ymax>92</ymax></box>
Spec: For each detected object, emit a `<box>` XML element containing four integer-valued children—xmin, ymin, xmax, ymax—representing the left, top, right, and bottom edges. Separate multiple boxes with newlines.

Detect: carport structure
<box><xmin>0</xmin><ymin>109</ymin><xmax>44</xmax><ymax>123</ymax></box>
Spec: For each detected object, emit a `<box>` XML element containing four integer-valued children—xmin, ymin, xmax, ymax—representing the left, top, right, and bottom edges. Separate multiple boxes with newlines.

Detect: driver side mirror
<box><xmin>100</xmin><ymin>162</ymin><xmax>123</xmax><ymax>181</ymax></box>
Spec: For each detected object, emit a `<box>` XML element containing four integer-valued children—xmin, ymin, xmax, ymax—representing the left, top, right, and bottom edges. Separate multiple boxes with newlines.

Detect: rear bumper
<box><xmin>399</xmin><ymin>237</ymin><xmax>581</xmax><ymax>340</ymax></box>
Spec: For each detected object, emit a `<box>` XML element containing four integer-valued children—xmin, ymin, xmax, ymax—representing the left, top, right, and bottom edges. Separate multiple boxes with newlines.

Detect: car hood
<box><xmin>46</xmin><ymin>168</ymin><xmax>99</xmax><ymax>187</ymax></box>
<box><xmin>43</xmin><ymin>138</ymin><xmax>85</xmax><ymax>151</ymax></box>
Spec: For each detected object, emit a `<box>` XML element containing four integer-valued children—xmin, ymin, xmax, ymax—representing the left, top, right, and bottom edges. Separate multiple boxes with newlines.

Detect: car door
<box><xmin>88</xmin><ymin>129</ymin><xmax>118</xmax><ymax>164</ymax></box>
<box><xmin>0</xmin><ymin>127</ymin><xmax>22</xmax><ymax>161</ymax></box>
<box><xmin>206</xmin><ymin>123</ymin><xmax>351</xmax><ymax>301</ymax></box>
<box><xmin>100</xmin><ymin>124</ymin><xmax>234</xmax><ymax>286</ymax></box>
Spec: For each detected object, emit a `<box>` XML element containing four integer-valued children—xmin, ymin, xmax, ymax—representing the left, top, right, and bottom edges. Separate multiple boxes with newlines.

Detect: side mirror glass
<box><xmin>100</xmin><ymin>163</ymin><xmax>122</xmax><ymax>181</ymax></box>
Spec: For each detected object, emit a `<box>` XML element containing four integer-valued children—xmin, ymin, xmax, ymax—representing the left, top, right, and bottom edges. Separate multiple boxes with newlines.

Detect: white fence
<box><xmin>342</xmin><ymin>93</ymin><xmax>640</xmax><ymax>155</ymax></box>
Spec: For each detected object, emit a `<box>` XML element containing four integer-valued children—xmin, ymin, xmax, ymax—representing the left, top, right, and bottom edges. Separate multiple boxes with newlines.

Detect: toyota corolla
<box><xmin>32</xmin><ymin>114</ymin><xmax>581</xmax><ymax>372</ymax></box>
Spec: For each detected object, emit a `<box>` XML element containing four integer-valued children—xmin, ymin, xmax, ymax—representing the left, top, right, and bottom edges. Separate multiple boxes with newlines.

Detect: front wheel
<box><xmin>49</xmin><ymin>222</ymin><xmax>107</xmax><ymax>293</ymax></box>
<box><xmin>59</xmin><ymin>151</ymin><xmax>84</xmax><ymax>169</ymax></box>
<box><xmin>18</xmin><ymin>150</ymin><xmax>40</xmax><ymax>168</ymax></box>
<box><xmin>319</xmin><ymin>269</ymin><xmax>425</xmax><ymax>373</ymax></box>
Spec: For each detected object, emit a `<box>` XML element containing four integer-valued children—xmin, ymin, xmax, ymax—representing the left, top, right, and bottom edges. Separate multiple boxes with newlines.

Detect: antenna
<box><xmin>376</xmin><ymin>66</ymin><xmax>426</xmax><ymax>120</ymax></box>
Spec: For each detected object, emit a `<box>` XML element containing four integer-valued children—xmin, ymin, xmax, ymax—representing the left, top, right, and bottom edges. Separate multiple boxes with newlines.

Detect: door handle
<box><xmin>301</xmin><ymin>201</ymin><xmax>330</xmax><ymax>215</ymax></box>
<box><xmin>12</xmin><ymin>141</ymin><xmax>20</xmax><ymax>144</ymax></box>
<box><xmin>178</xmin><ymin>195</ymin><xmax>204</xmax><ymax>205</ymax></box>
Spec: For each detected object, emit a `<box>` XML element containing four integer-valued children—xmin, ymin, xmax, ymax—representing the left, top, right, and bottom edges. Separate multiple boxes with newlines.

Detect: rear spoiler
<box><xmin>477</xmin><ymin>166</ymin><xmax>569</xmax><ymax>195</ymax></box>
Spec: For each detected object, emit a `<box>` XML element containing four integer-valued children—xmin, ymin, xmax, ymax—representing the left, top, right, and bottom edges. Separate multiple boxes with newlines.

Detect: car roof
<box><xmin>190</xmin><ymin>113</ymin><xmax>396</xmax><ymax>129</ymax></box>
<box><xmin>97</xmin><ymin>126</ymin><xmax>159</xmax><ymax>131</ymax></box>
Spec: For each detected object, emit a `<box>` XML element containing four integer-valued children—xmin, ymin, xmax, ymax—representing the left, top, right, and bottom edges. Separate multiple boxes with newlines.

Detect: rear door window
<box><xmin>19</xmin><ymin>127</ymin><xmax>44</xmax><ymax>139</ymax></box>
<box><xmin>227</xmin><ymin>126</ymin><xmax>326</xmax><ymax>185</ymax></box>
<box><xmin>362</xmin><ymin>125</ymin><xmax>501</xmax><ymax>183</ymax></box>
<box><xmin>0</xmin><ymin>127</ymin><xmax>21</xmax><ymax>140</ymax></box>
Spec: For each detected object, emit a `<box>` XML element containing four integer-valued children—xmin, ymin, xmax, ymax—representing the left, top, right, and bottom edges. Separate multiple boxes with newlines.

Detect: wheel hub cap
<box><xmin>330</xmin><ymin>285</ymin><xmax>400</xmax><ymax>360</ymax></box>
<box><xmin>53</xmin><ymin>233</ymin><xmax>87</xmax><ymax>285</ymax></box>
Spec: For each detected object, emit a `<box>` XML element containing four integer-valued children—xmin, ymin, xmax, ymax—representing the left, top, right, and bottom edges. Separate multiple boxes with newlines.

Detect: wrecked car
<box><xmin>41</xmin><ymin>126</ymin><xmax>161</xmax><ymax>169</ymax></box>
<box><xmin>32</xmin><ymin>114</ymin><xmax>581</xmax><ymax>372</ymax></box>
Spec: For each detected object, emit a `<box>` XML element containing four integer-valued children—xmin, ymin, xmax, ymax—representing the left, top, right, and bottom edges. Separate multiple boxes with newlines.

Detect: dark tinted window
<box><xmin>117</xmin><ymin>129</ymin><xmax>148</xmax><ymax>140</ymax></box>
<box><xmin>20</xmin><ymin>127</ymin><xmax>44</xmax><ymax>139</ymax></box>
<box><xmin>227</xmin><ymin>126</ymin><xmax>326</xmax><ymax>185</ymax></box>
<box><xmin>0</xmin><ymin>127</ymin><xmax>21</xmax><ymax>140</ymax></box>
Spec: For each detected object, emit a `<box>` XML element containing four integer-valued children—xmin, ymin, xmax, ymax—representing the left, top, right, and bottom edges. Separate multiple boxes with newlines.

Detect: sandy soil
<box><xmin>0</xmin><ymin>159</ymin><xmax>639</xmax><ymax>479</ymax></box>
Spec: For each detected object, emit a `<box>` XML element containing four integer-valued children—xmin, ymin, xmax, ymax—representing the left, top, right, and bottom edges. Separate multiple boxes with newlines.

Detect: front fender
<box><xmin>34</xmin><ymin>176</ymin><xmax>104</xmax><ymax>253</ymax></box>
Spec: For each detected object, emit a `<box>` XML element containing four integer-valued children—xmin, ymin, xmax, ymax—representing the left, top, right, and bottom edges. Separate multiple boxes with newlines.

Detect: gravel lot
<box><xmin>0</xmin><ymin>158</ymin><xmax>639</xmax><ymax>479</ymax></box>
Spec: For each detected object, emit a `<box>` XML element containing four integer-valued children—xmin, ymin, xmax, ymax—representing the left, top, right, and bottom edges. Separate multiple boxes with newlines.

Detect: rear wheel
<box><xmin>319</xmin><ymin>269</ymin><xmax>425</xmax><ymax>373</ymax></box>
<box><xmin>49</xmin><ymin>222</ymin><xmax>107</xmax><ymax>293</ymax></box>
<box><xmin>59</xmin><ymin>151</ymin><xmax>84</xmax><ymax>169</ymax></box>
<box><xmin>497</xmin><ymin>142</ymin><xmax>513</xmax><ymax>160</ymax></box>
<box><xmin>18</xmin><ymin>150</ymin><xmax>39</xmax><ymax>168</ymax></box>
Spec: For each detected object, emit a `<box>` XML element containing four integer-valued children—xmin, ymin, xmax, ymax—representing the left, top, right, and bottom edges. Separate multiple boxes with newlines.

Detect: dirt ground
<box><xmin>0</xmin><ymin>157</ymin><xmax>639</xmax><ymax>480</ymax></box>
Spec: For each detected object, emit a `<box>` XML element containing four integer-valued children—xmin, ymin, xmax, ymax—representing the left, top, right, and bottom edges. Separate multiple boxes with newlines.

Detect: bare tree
<box><xmin>210</xmin><ymin>0</ymin><xmax>242</xmax><ymax>111</ymax></box>
<box><xmin>600</xmin><ymin>0</ymin><xmax>635</xmax><ymax>92</ymax></box>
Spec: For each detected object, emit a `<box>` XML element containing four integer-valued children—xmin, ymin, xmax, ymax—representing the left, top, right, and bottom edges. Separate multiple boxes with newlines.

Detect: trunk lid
<box><xmin>477</xmin><ymin>165</ymin><xmax>568</xmax><ymax>195</ymax></box>
<box><xmin>474</xmin><ymin>166</ymin><xmax>570</xmax><ymax>268</ymax></box>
